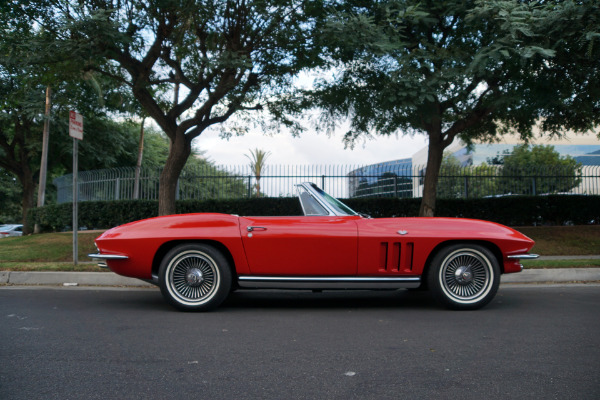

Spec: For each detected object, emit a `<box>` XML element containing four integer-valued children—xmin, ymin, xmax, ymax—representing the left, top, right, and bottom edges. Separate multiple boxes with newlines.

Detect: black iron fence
<box><xmin>53</xmin><ymin>164</ymin><xmax>600</xmax><ymax>204</ymax></box>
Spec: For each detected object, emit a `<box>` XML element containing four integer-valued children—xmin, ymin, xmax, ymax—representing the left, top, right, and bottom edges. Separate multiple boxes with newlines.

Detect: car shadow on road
<box><xmin>94</xmin><ymin>287</ymin><xmax>517</xmax><ymax>312</ymax></box>
<box><xmin>221</xmin><ymin>289</ymin><xmax>439</xmax><ymax>311</ymax></box>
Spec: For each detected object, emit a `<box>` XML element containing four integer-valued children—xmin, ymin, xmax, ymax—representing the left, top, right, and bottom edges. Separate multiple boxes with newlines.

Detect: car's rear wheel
<box><xmin>159</xmin><ymin>243</ymin><xmax>232</xmax><ymax>311</ymax></box>
<box><xmin>427</xmin><ymin>244</ymin><xmax>500</xmax><ymax>310</ymax></box>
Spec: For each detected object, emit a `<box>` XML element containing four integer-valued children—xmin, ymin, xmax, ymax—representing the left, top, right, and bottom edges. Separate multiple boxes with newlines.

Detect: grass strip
<box><xmin>0</xmin><ymin>232</ymin><xmax>99</xmax><ymax>262</ymax></box>
<box><xmin>517</xmin><ymin>226</ymin><xmax>600</xmax><ymax>256</ymax></box>
<box><xmin>521</xmin><ymin>259</ymin><xmax>600</xmax><ymax>269</ymax></box>
<box><xmin>0</xmin><ymin>262</ymin><xmax>108</xmax><ymax>272</ymax></box>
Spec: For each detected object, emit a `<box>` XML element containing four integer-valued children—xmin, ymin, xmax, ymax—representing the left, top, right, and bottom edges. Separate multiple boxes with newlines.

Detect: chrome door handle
<box><xmin>247</xmin><ymin>226</ymin><xmax>267</xmax><ymax>232</ymax></box>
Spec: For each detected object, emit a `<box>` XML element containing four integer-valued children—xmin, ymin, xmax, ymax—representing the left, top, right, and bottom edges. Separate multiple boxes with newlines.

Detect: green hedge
<box><xmin>28</xmin><ymin>198</ymin><xmax>303</xmax><ymax>232</ymax></box>
<box><xmin>346</xmin><ymin>195</ymin><xmax>600</xmax><ymax>226</ymax></box>
<box><xmin>28</xmin><ymin>195</ymin><xmax>599</xmax><ymax>232</ymax></box>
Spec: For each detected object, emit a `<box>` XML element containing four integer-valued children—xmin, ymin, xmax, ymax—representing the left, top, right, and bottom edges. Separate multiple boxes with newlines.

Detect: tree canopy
<box><xmin>435</xmin><ymin>144</ymin><xmax>582</xmax><ymax>198</ymax></box>
<box><xmin>499</xmin><ymin>144</ymin><xmax>582</xmax><ymax>195</ymax></box>
<box><xmin>1</xmin><ymin>1</ymin><xmax>151</xmax><ymax>230</ymax></box>
<box><xmin>307</xmin><ymin>0</ymin><xmax>600</xmax><ymax>215</ymax></box>
<box><xmin>43</xmin><ymin>0</ymin><xmax>324</xmax><ymax>215</ymax></box>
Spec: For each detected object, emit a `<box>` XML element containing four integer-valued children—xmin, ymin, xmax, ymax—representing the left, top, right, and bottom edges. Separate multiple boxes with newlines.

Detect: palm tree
<box><xmin>245</xmin><ymin>148</ymin><xmax>271</xmax><ymax>197</ymax></box>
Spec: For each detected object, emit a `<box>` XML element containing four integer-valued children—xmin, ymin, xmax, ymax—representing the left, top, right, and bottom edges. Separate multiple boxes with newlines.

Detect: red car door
<box><xmin>239</xmin><ymin>216</ymin><xmax>359</xmax><ymax>276</ymax></box>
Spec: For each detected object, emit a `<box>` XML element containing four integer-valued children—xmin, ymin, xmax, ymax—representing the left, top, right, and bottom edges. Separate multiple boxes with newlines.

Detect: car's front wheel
<box><xmin>427</xmin><ymin>244</ymin><xmax>500</xmax><ymax>310</ymax></box>
<box><xmin>159</xmin><ymin>243</ymin><xmax>232</xmax><ymax>311</ymax></box>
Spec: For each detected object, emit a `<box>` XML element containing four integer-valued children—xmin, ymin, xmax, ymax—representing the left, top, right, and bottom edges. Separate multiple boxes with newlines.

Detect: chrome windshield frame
<box><xmin>296</xmin><ymin>182</ymin><xmax>358</xmax><ymax>217</ymax></box>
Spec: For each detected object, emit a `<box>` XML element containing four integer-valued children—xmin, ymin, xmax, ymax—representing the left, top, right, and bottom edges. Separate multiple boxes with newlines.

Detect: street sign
<box><xmin>69</xmin><ymin>110</ymin><xmax>83</xmax><ymax>265</ymax></box>
<box><xmin>69</xmin><ymin>110</ymin><xmax>83</xmax><ymax>140</ymax></box>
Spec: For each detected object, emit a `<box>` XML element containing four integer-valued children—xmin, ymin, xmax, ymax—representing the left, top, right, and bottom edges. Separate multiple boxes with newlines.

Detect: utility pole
<box><xmin>34</xmin><ymin>85</ymin><xmax>51</xmax><ymax>234</ymax></box>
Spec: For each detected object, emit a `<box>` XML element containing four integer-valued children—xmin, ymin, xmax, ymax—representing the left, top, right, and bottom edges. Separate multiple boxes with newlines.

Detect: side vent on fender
<box><xmin>379</xmin><ymin>242</ymin><xmax>388</xmax><ymax>270</ymax></box>
<box><xmin>404</xmin><ymin>242</ymin><xmax>414</xmax><ymax>271</ymax></box>
<box><xmin>380</xmin><ymin>242</ymin><xmax>403</xmax><ymax>272</ymax></box>
<box><xmin>392</xmin><ymin>243</ymin><xmax>401</xmax><ymax>271</ymax></box>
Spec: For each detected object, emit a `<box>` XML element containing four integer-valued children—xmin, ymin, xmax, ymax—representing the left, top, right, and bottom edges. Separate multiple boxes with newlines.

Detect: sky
<box><xmin>196</xmin><ymin>126</ymin><xmax>428</xmax><ymax>167</ymax></box>
<box><xmin>189</xmin><ymin>69</ymin><xmax>430</xmax><ymax>167</ymax></box>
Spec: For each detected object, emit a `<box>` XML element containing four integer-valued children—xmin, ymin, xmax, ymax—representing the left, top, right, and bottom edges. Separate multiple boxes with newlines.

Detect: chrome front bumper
<box><xmin>507</xmin><ymin>254</ymin><xmax>539</xmax><ymax>272</ymax></box>
<box><xmin>88</xmin><ymin>253</ymin><xmax>129</xmax><ymax>268</ymax></box>
<box><xmin>507</xmin><ymin>254</ymin><xmax>540</xmax><ymax>260</ymax></box>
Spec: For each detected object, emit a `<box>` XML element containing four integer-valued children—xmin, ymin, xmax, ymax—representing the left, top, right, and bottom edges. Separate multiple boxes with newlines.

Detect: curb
<box><xmin>0</xmin><ymin>271</ymin><xmax>153</xmax><ymax>287</ymax></box>
<box><xmin>501</xmin><ymin>268</ymin><xmax>600</xmax><ymax>283</ymax></box>
<box><xmin>1</xmin><ymin>269</ymin><xmax>599</xmax><ymax>287</ymax></box>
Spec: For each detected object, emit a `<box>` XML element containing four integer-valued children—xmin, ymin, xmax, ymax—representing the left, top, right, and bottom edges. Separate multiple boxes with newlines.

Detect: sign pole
<box><xmin>73</xmin><ymin>137</ymin><xmax>78</xmax><ymax>266</ymax></box>
<box><xmin>69</xmin><ymin>111</ymin><xmax>83</xmax><ymax>266</ymax></box>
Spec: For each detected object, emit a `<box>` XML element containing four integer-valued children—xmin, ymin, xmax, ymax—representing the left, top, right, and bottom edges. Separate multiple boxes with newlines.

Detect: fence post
<box><xmin>115</xmin><ymin>178</ymin><xmax>120</xmax><ymax>200</ymax></box>
<box><xmin>532</xmin><ymin>177</ymin><xmax>536</xmax><ymax>196</ymax></box>
<box><xmin>247</xmin><ymin>176</ymin><xmax>252</xmax><ymax>198</ymax></box>
<box><xmin>321</xmin><ymin>175</ymin><xmax>325</xmax><ymax>190</ymax></box>
<box><xmin>394</xmin><ymin>176</ymin><xmax>398</xmax><ymax>198</ymax></box>
<box><xmin>464</xmin><ymin>176</ymin><xmax>469</xmax><ymax>198</ymax></box>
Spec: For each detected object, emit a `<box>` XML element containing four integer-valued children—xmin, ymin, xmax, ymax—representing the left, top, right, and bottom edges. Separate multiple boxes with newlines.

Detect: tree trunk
<box><xmin>158</xmin><ymin>134</ymin><xmax>191</xmax><ymax>216</ymax></box>
<box><xmin>419</xmin><ymin>131</ymin><xmax>445</xmax><ymax>217</ymax></box>
<box><xmin>133</xmin><ymin>118</ymin><xmax>145</xmax><ymax>200</ymax></box>
<box><xmin>20</xmin><ymin>172</ymin><xmax>36</xmax><ymax>235</ymax></box>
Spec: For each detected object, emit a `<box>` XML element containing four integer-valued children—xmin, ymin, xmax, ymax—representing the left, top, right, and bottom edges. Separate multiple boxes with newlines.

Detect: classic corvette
<box><xmin>90</xmin><ymin>182</ymin><xmax>538</xmax><ymax>311</ymax></box>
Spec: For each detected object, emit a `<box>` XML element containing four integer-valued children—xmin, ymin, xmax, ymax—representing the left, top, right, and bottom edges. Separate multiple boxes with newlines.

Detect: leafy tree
<box><xmin>499</xmin><ymin>144</ymin><xmax>582</xmax><ymax>195</ymax></box>
<box><xmin>466</xmin><ymin>163</ymin><xmax>500</xmax><ymax>198</ymax></box>
<box><xmin>130</xmin><ymin>126</ymin><xmax>248</xmax><ymax>199</ymax></box>
<box><xmin>0</xmin><ymin>169</ymin><xmax>21</xmax><ymax>223</ymax></box>
<box><xmin>0</xmin><ymin>63</ymin><xmax>142</xmax><ymax>232</ymax></box>
<box><xmin>436</xmin><ymin>155</ymin><xmax>463</xmax><ymax>199</ymax></box>
<box><xmin>437</xmin><ymin>155</ymin><xmax>499</xmax><ymax>199</ymax></box>
<box><xmin>245</xmin><ymin>148</ymin><xmax>271</xmax><ymax>197</ymax></box>
<box><xmin>178</xmin><ymin>161</ymin><xmax>249</xmax><ymax>200</ymax></box>
<box><xmin>308</xmin><ymin>0</ymin><xmax>600</xmax><ymax>216</ymax></box>
<box><xmin>1</xmin><ymin>1</ymin><xmax>161</xmax><ymax>231</ymax></box>
<box><xmin>47</xmin><ymin>0</ymin><xmax>323</xmax><ymax>215</ymax></box>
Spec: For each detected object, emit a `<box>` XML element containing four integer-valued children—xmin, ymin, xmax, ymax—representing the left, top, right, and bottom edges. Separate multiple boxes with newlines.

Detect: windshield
<box><xmin>310</xmin><ymin>184</ymin><xmax>358</xmax><ymax>216</ymax></box>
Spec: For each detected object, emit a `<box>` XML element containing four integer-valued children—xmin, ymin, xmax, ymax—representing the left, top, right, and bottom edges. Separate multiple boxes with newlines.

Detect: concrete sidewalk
<box><xmin>0</xmin><ymin>271</ymin><xmax>154</xmax><ymax>287</ymax></box>
<box><xmin>1</xmin><ymin>268</ymin><xmax>599</xmax><ymax>287</ymax></box>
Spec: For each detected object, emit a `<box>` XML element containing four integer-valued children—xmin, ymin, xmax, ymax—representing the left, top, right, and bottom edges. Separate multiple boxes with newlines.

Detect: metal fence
<box><xmin>53</xmin><ymin>164</ymin><xmax>600</xmax><ymax>204</ymax></box>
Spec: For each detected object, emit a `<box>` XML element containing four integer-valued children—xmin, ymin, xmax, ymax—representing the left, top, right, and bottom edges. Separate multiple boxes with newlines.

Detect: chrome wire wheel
<box><xmin>428</xmin><ymin>244</ymin><xmax>500</xmax><ymax>310</ymax></box>
<box><xmin>439</xmin><ymin>249</ymin><xmax>493</xmax><ymax>304</ymax></box>
<box><xmin>159</xmin><ymin>244</ymin><xmax>232</xmax><ymax>311</ymax></box>
<box><xmin>166</xmin><ymin>250</ymin><xmax>220</xmax><ymax>306</ymax></box>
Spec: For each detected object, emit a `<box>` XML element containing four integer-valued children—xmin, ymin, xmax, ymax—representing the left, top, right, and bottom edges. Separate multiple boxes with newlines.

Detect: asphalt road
<box><xmin>1</xmin><ymin>285</ymin><xmax>599</xmax><ymax>400</ymax></box>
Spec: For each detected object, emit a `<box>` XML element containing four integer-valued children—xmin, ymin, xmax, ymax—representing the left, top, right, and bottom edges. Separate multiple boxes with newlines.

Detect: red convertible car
<box><xmin>90</xmin><ymin>182</ymin><xmax>537</xmax><ymax>311</ymax></box>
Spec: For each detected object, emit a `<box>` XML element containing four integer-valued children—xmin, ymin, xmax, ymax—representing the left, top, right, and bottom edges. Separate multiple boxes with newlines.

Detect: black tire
<box><xmin>159</xmin><ymin>243</ymin><xmax>232</xmax><ymax>311</ymax></box>
<box><xmin>427</xmin><ymin>244</ymin><xmax>500</xmax><ymax>310</ymax></box>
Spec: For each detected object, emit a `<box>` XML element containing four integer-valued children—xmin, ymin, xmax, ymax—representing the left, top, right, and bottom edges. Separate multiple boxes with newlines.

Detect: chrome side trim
<box><xmin>507</xmin><ymin>254</ymin><xmax>539</xmax><ymax>260</ymax></box>
<box><xmin>238</xmin><ymin>275</ymin><xmax>421</xmax><ymax>289</ymax></box>
<box><xmin>88</xmin><ymin>253</ymin><xmax>129</xmax><ymax>260</ymax></box>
